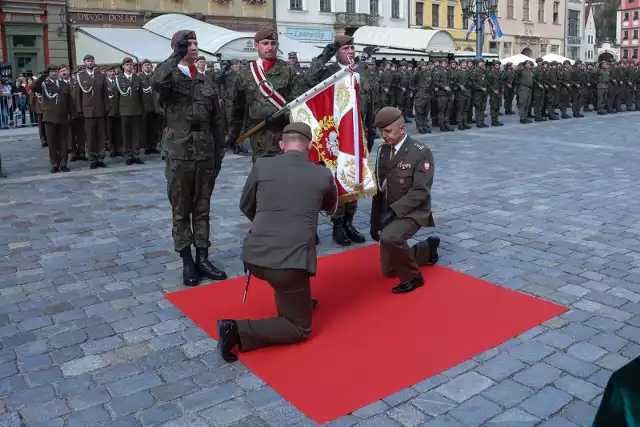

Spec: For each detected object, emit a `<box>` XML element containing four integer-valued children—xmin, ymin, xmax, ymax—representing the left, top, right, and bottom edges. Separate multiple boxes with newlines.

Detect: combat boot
<box><xmin>195</xmin><ymin>248</ymin><xmax>227</xmax><ymax>281</ymax></box>
<box><xmin>477</xmin><ymin>120</ymin><xmax>487</xmax><ymax>128</ymax></box>
<box><xmin>332</xmin><ymin>218</ymin><xmax>351</xmax><ymax>246</ymax></box>
<box><xmin>444</xmin><ymin>123</ymin><xmax>455</xmax><ymax>131</ymax></box>
<box><xmin>179</xmin><ymin>247</ymin><xmax>198</xmax><ymax>287</ymax></box>
<box><xmin>463</xmin><ymin>122</ymin><xmax>472</xmax><ymax>129</ymax></box>
<box><xmin>573</xmin><ymin>112</ymin><xmax>584</xmax><ymax>118</ymax></box>
<box><xmin>439</xmin><ymin>123</ymin><xmax>449</xmax><ymax>132</ymax></box>
<box><xmin>343</xmin><ymin>212</ymin><xmax>365</xmax><ymax>244</ymax></box>
<box><xmin>458</xmin><ymin>123</ymin><xmax>466</xmax><ymax>130</ymax></box>
<box><xmin>561</xmin><ymin>113</ymin><xmax>571</xmax><ymax>119</ymax></box>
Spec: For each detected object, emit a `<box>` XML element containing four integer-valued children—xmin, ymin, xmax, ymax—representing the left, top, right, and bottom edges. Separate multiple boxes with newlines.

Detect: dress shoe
<box><xmin>392</xmin><ymin>274</ymin><xmax>425</xmax><ymax>294</ymax></box>
<box><xmin>332</xmin><ymin>218</ymin><xmax>351</xmax><ymax>246</ymax></box>
<box><xmin>134</xmin><ymin>157</ymin><xmax>145</xmax><ymax>164</ymax></box>
<box><xmin>50</xmin><ymin>166</ymin><xmax>59</xmax><ymax>173</ymax></box>
<box><xmin>60</xmin><ymin>166</ymin><xmax>70</xmax><ymax>173</ymax></box>
<box><xmin>90</xmin><ymin>162</ymin><xmax>98</xmax><ymax>169</ymax></box>
<box><xmin>126</xmin><ymin>158</ymin><xmax>135</xmax><ymax>165</ymax></box>
<box><xmin>179</xmin><ymin>247</ymin><xmax>198</xmax><ymax>287</ymax></box>
<box><xmin>97</xmin><ymin>161</ymin><xmax>107</xmax><ymax>168</ymax></box>
<box><xmin>343</xmin><ymin>213</ymin><xmax>365</xmax><ymax>243</ymax></box>
<box><xmin>217</xmin><ymin>320</ymin><xmax>240</xmax><ymax>362</ymax></box>
<box><xmin>195</xmin><ymin>248</ymin><xmax>227</xmax><ymax>281</ymax></box>
<box><xmin>425</xmin><ymin>236</ymin><xmax>439</xmax><ymax>265</ymax></box>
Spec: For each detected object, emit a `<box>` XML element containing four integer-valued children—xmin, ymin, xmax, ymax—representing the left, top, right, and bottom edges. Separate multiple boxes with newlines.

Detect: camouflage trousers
<box><xmin>250</xmin><ymin>127</ymin><xmax>283</xmax><ymax>160</ymax></box>
<box><xmin>333</xmin><ymin>201</ymin><xmax>357</xmax><ymax>219</ymax></box>
<box><xmin>165</xmin><ymin>159</ymin><xmax>217</xmax><ymax>252</ymax></box>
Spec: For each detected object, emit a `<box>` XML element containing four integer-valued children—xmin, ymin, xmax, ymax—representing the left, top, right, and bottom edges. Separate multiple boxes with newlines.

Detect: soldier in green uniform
<box><xmin>585</xmin><ymin>62</ymin><xmax>597</xmax><ymax>111</ymax></box>
<box><xmin>607</xmin><ymin>60</ymin><xmax>620</xmax><ymax>113</ymax></box>
<box><xmin>557</xmin><ymin>60</ymin><xmax>573</xmax><ymax>119</ymax></box>
<box><xmin>152</xmin><ymin>30</ymin><xmax>228</xmax><ymax>287</ymax></box>
<box><xmin>596</xmin><ymin>60</ymin><xmax>611</xmax><ymax>115</ymax></box>
<box><xmin>470</xmin><ymin>59</ymin><xmax>488</xmax><ymax>127</ymax></box>
<box><xmin>452</xmin><ymin>60</ymin><xmax>472</xmax><ymax>130</ymax></box>
<box><xmin>412</xmin><ymin>60</ymin><xmax>432</xmax><ymax>134</ymax></box>
<box><xmin>502</xmin><ymin>62</ymin><xmax>516</xmax><ymax>115</ymax></box>
<box><xmin>228</xmin><ymin>27</ymin><xmax>304</xmax><ymax>160</ymax></box>
<box><xmin>432</xmin><ymin>60</ymin><xmax>454</xmax><ymax>132</ymax></box>
<box><xmin>545</xmin><ymin>62</ymin><xmax>559</xmax><ymax>120</ymax></box>
<box><xmin>570</xmin><ymin>60</ymin><xmax>585</xmax><ymax>117</ymax></box>
<box><xmin>306</xmin><ymin>35</ymin><xmax>368</xmax><ymax>247</ymax></box>
<box><xmin>115</xmin><ymin>57</ymin><xmax>145</xmax><ymax>164</ymax></box>
<box><xmin>487</xmin><ymin>60</ymin><xmax>504</xmax><ymax>126</ymax></box>
<box><xmin>633</xmin><ymin>62</ymin><xmax>640</xmax><ymax>110</ymax></box>
<box><xmin>516</xmin><ymin>60</ymin><xmax>533</xmax><ymax>124</ymax></box>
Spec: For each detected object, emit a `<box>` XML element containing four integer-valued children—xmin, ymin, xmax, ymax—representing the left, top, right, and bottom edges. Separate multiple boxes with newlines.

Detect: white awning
<box><xmin>143</xmin><ymin>13</ymin><xmax>322</xmax><ymax>63</ymax></box>
<box><xmin>542</xmin><ymin>53</ymin><xmax>574</xmax><ymax>64</ymax></box>
<box><xmin>499</xmin><ymin>53</ymin><xmax>533</xmax><ymax>65</ymax></box>
<box><xmin>352</xmin><ymin>26</ymin><xmax>456</xmax><ymax>55</ymax></box>
<box><xmin>74</xmin><ymin>27</ymin><xmax>217</xmax><ymax>64</ymax></box>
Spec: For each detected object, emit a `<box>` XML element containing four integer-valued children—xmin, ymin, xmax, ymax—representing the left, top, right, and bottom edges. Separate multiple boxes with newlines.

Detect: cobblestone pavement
<box><xmin>1</xmin><ymin>111</ymin><xmax>640</xmax><ymax>427</ymax></box>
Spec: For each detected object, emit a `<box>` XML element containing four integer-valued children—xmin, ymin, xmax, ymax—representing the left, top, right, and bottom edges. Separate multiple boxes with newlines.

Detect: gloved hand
<box><xmin>379</xmin><ymin>208</ymin><xmax>396</xmax><ymax>231</ymax></box>
<box><xmin>174</xmin><ymin>40</ymin><xmax>189</xmax><ymax>60</ymax></box>
<box><xmin>222</xmin><ymin>60</ymin><xmax>231</xmax><ymax>71</ymax></box>
<box><xmin>322</xmin><ymin>42</ymin><xmax>339</xmax><ymax>60</ymax></box>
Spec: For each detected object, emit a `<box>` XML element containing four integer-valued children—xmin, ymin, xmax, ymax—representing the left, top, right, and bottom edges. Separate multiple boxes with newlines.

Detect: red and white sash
<box><xmin>250</xmin><ymin>60</ymin><xmax>287</xmax><ymax>110</ymax></box>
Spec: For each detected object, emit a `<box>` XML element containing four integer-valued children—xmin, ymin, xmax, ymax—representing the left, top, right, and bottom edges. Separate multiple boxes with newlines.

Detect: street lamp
<box><xmin>460</xmin><ymin>0</ymin><xmax>497</xmax><ymax>59</ymax></box>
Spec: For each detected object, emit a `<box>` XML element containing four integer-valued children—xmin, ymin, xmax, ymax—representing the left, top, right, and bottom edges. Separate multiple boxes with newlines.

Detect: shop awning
<box><xmin>143</xmin><ymin>13</ymin><xmax>322</xmax><ymax>63</ymax></box>
<box><xmin>353</xmin><ymin>26</ymin><xmax>456</xmax><ymax>55</ymax></box>
<box><xmin>74</xmin><ymin>27</ymin><xmax>217</xmax><ymax>64</ymax></box>
<box><xmin>542</xmin><ymin>53</ymin><xmax>574</xmax><ymax>64</ymax></box>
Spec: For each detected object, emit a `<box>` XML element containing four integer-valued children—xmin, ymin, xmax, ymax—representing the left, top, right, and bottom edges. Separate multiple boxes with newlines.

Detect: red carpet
<box><xmin>166</xmin><ymin>244</ymin><xmax>567</xmax><ymax>424</ymax></box>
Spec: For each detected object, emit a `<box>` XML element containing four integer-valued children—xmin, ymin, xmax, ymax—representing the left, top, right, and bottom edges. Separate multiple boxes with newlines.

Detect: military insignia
<box><xmin>399</xmin><ymin>178</ymin><xmax>405</xmax><ymax>185</ymax></box>
<box><xmin>397</xmin><ymin>162</ymin><xmax>412</xmax><ymax>170</ymax></box>
<box><xmin>424</xmin><ymin>162</ymin><xmax>430</xmax><ymax>172</ymax></box>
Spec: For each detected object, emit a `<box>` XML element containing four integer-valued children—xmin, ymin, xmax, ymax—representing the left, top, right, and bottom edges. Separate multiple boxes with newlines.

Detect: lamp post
<box><xmin>460</xmin><ymin>0</ymin><xmax>498</xmax><ymax>59</ymax></box>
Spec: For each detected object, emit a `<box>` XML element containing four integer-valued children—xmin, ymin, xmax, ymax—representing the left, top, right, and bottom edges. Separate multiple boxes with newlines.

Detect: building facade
<box><xmin>619</xmin><ymin>0</ymin><xmax>640</xmax><ymax>61</ymax></box>
<box><xmin>0</xmin><ymin>0</ymin><xmax>69</xmax><ymax>78</ymax></box>
<box><xmin>493</xmin><ymin>0</ymin><xmax>566</xmax><ymax>58</ymax></box>
<box><xmin>566</xmin><ymin>0</ymin><xmax>585</xmax><ymax>60</ymax></box>
<box><xmin>67</xmin><ymin>0</ymin><xmax>274</xmax><ymax>33</ymax></box>
<box><xmin>409</xmin><ymin>0</ymin><xmax>477</xmax><ymax>51</ymax></box>
<box><xmin>276</xmin><ymin>0</ymin><xmax>408</xmax><ymax>44</ymax></box>
<box><xmin>582</xmin><ymin>4</ymin><xmax>596</xmax><ymax>61</ymax></box>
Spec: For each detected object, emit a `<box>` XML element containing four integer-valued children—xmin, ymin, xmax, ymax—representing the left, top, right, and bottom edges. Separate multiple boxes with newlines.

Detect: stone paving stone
<box><xmin>566</xmin><ymin>341</ymin><xmax>608</xmax><ymax>362</ymax></box>
<box><xmin>554</xmin><ymin>375</ymin><xmax>603</xmax><ymax>402</ymax></box>
<box><xmin>482</xmin><ymin>379</ymin><xmax>535</xmax><ymax>407</ymax></box>
<box><xmin>519</xmin><ymin>386</ymin><xmax>573</xmax><ymax>419</ymax></box>
<box><xmin>485</xmin><ymin>408</ymin><xmax>539</xmax><ymax>426</ymax></box>
<box><xmin>411</xmin><ymin>392</ymin><xmax>456</xmax><ymax>417</ymax></box>
<box><xmin>199</xmin><ymin>398</ymin><xmax>254</xmax><ymax>426</ymax></box>
<box><xmin>475</xmin><ymin>353</ymin><xmax>526</xmax><ymax>381</ymax></box>
<box><xmin>448</xmin><ymin>395</ymin><xmax>502</xmax><ymax>426</ymax></box>
<box><xmin>434</xmin><ymin>372</ymin><xmax>494</xmax><ymax>403</ymax></box>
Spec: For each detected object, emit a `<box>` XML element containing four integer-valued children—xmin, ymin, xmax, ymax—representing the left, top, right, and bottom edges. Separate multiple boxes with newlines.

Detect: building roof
<box><xmin>352</xmin><ymin>26</ymin><xmax>456</xmax><ymax>54</ymax></box>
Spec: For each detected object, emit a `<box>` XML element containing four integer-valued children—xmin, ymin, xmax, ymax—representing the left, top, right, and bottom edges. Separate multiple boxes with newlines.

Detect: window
<box><xmin>553</xmin><ymin>1</ymin><xmax>559</xmax><ymax>23</ymax></box>
<box><xmin>624</xmin><ymin>12</ymin><xmax>629</xmax><ymax>21</ymax></box>
<box><xmin>634</xmin><ymin>48</ymin><xmax>638</xmax><ymax>58</ymax></box>
<box><xmin>568</xmin><ymin>46</ymin><xmax>580</xmax><ymax>59</ymax></box>
<box><xmin>320</xmin><ymin>0</ymin><xmax>331</xmax><ymax>12</ymax></box>
<box><xmin>447</xmin><ymin>6</ymin><xmax>455</xmax><ymax>27</ymax></box>
<box><xmin>416</xmin><ymin>1</ymin><xmax>424</xmax><ymax>26</ymax></box>
<box><xmin>346</xmin><ymin>0</ymin><xmax>355</xmax><ymax>13</ymax></box>
<box><xmin>635</xmin><ymin>29</ymin><xmax>639</xmax><ymax>39</ymax></box>
<box><xmin>623</xmin><ymin>48</ymin><xmax>629</xmax><ymax>58</ymax></box>
<box><xmin>289</xmin><ymin>0</ymin><xmax>302</xmax><ymax>10</ymax></box>
<box><xmin>540</xmin><ymin>43</ymin><xmax>547</xmax><ymax>54</ymax></box>
<box><xmin>432</xmin><ymin>3</ymin><xmax>440</xmax><ymax>26</ymax></box>
<box><xmin>370</xmin><ymin>0</ymin><xmax>379</xmax><ymax>15</ymax></box>
<box><xmin>12</xmin><ymin>35</ymin><xmax>37</xmax><ymax>48</ymax></box>
<box><xmin>503</xmin><ymin>42</ymin><xmax>512</xmax><ymax>55</ymax></box>
<box><xmin>538</xmin><ymin>0</ymin><xmax>545</xmax><ymax>22</ymax></box>
<box><xmin>624</xmin><ymin>30</ymin><xmax>629</xmax><ymax>39</ymax></box>
<box><xmin>568</xmin><ymin>10</ymin><xmax>580</xmax><ymax>37</ymax></box>
<box><xmin>463</xmin><ymin>14</ymin><xmax>468</xmax><ymax>28</ymax></box>
<box><xmin>489</xmin><ymin>42</ymin><xmax>499</xmax><ymax>54</ymax></box>
<box><xmin>551</xmin><ymin>44</ymin><xmax>558</xmax><ymax>53</ymax></box>
<box><xmin>523</xmin><ymin>0</ymin><xmax>529</xmax><ymax>20</ymax></box>
<box><xmin>391</xmin><ymin>0</ymin><xmax>400</xmax><ymax>18</ymax></box>
<box><xmin>634</xmin><ymin>11</ymin><xmax>639</xmax><ymax>19</ymax></box>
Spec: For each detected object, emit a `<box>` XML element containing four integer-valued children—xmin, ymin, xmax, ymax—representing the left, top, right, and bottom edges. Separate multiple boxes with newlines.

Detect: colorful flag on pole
<box><xmin>289</xmin><ymin>70</ymin><xmax>376</xmax><ymax>203</ymax></box>
<box><xmin>464</xmin><ymin>18</ymin><xmax>476</xmax><ymax>40</ymax></box>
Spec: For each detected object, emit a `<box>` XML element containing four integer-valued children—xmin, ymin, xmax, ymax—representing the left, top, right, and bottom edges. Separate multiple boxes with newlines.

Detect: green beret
<box><xmin>374</xmin><ymin>107</ymin><xmax>403</xmax><ymax>128</ymax></box>
<box><xmin>335</xmin><ymin>35</ymin><xmax>354</xmax><ymax>47</ymax></box>
<box><xmin>121</xmin><ymin>56</ymin><xmax>134</xmax><ymax>65</ymax></box>
<box><xmin>283</xmin><ymin>122</ymin><xmax>312</xmax><ymax>141</ymax></box>
<box><xmin>83</xmin><ymin>54</ymin><xmax>94</xmax><ymax>61</ymax></box>
<box><xmin>254</xmin><ymin>26</ymin><xmax>278</xmax><ymax>42</ymax></box>
<box><xmin>535</xmin><ymin>57</ymin><xmax>543</xmax><ymax>62</ymax></box>
<box><xmin>141</xmin><ymin>59</ymin><xmax>151</xmax><ymax>65</ymax></box>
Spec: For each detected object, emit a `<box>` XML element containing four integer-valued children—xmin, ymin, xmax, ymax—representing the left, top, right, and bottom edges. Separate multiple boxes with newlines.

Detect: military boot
<box><xmin>444</xmin><ymin>123</ymin><xmax>455</xmax><ymax>131</ymax></box>
<box><xmin>343</xmin><ymin>212</ymin><xmax>365</xmax><ymax>243</ymax></box>
<box><xmin>573</xmin><ymin>112</ymin><xmax>584</xmax><ymax>118</ymax></box>
<box><xmin>439</xmin><ymin>123</ymin><xmax>449</xmax><ymax>132</ymax></box>
<box><xmin>179</xmin><ymin>247</ymin><xmax>198</xmax><ymax>287</ymax></box>
<box><xmin>332</xmin><ymin>218</ymin><xmax>351</xmax><ymax>246</ymax></box>
<box><xmin>477</xmin><ymin>120</ymin><xmax>487</xmax><ymax>128</ymax></box>
<box><xmin>195</xmin><ymin>248</ymin><xmax>227</xmax><ymax>281</ymax></box>
<box><xmin>561</xmin><ymin>113</ymin><xmax>571</xmax><ymax>119</ymax></box>
<box><xmin>458</xmin><ymin>123</ymin><xmax>466</xmax><ymax>130</ymax></box>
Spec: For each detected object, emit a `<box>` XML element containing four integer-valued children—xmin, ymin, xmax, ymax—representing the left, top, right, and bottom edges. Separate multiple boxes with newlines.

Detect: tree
<box><xmin>587</xmin><ymin>0</ymin><xmax>619</xmax><ymax>43</ymax></box>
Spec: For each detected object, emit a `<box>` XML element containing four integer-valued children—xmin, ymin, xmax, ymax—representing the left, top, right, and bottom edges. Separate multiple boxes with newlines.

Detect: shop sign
<box><xmin>71</xmin><ymin>12</ymin><xmax>139</xmax><ymax>26</ymax></box>
<box><xmin>285</xmin><ymin>27</ymin><xmax>334</xmax><ymax>42</ymax></box>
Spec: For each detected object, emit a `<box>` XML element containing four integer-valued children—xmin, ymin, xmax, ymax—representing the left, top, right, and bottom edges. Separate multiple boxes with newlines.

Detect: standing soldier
<box><xmin>452</xmin><ymin>60</ymin><xmax>472</xmax><ymax>130</ymax></box>
<box><xmin>76</xmin><ymin>54</ymin><xmax>109</xmax><ymax>169</ymax></box>
<box><xmin>34</xmin><ymin>71</ymin><xmax>47</xmax><ymax>147</ymax></box>
<box><xmin>106</xmin><ymin>66</ymin><xmax>123</xmax><ymax>157</ymax></box>
<box><xmin>502</xmin><ymin>62</ymin><xmax>516</xmax><ymax>115</ymax></box>
<box><xmin>33</xmin><ymin>66</ymin><xmax>72</xmax><ymax>173</ymax></box>
<box><xmin>380</xmin><ymin>62</ymin><xmax>395</xmax><ymax>107</ymax></box>
<box><xmin>139</xmin><ymin>59</ymin><xmax>160</xmax><ymax>155</ymax></box>
<box><xmin>306</xmin><ymin>35</ymin><xmax>368</xmax><ymax>247</ymax></box>
<box><xmin>152</xmin><ymin>30</ymin><xmax>228</xmax><ymax>286</ymax></box>
<box><xmin>570</xmin><ymin>60</ymin><xmax>585</xmax><ymax>117</ymax></box>
<box><xmin>60</xmin><ymin>65</ymin><xmax>87</xmax><ymax>161</ymax></box>
<box><xmin>115</xmin><ymin>57</ymin><xmax>145</xmax><ymax>165</ymax></box>
<box><xmin>432</xmin><ymin>60</ymin><xmax>454</xmax><ymax>132</ymax></box>
<box><xmin>228</xmin><ymin>27</ymin><xmax>304</xmax><ymax>160</ymax></box>
<box><xmin>634</xmin><ymin>62</ymin><xmax>640</xmax><ymax>111</ymax></box>
<box><xmin>596</xmin><ymin>60</ymin><xmax>611</xmax><ymax>115</ymax></box>
<box><xmin>516</xmin><ymin>60</ymin><xmax>533</xmax><ymax>124</ymax></box>
<box><xmin>470</xmin><ymin>59</ymin><xmax>489</xmax><ymax>127</ymax></box>
<box><xmin>487</xmin><ymin>60</ymin><xmax>504</xmax><ymax>126</ymax></box>
<box><xmin>413</xmin><ymin>60</ymin><xmax>432</xmax><ymax>134</ymax></box>
<box><xmin>557</xmin><ymin>60</ymin><xmax>573</xmax><ymax>119</ymax></box>
<box><xmin>545</xmin><ymin>62</ymin><xmax>559</xmax><ymax>120</ymax></box>
<box><xmin>532</xmin><ymin>58</ymin><xmax>547</xmax><ymax>121</ymax></box>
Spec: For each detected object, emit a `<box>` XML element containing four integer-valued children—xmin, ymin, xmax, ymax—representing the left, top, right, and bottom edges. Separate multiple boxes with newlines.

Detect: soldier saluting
<box><xmin>228</xmin><ymin>26</ymin><xmax>304</xmax><ymax>161</ymax></box>
<box><xmin>152</xmin><ymin>30</ymin><xmax>227</xmax><ymax>287</ymax></box>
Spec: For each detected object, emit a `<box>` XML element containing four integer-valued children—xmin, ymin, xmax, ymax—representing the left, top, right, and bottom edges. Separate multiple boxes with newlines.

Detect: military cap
<box><xmin>335</xmin><ymin>35</ymin><xmax>354</xmax><ymax>47</ymax></box>
<box><xmin>47</xmin><ymin>65</ymin><xmax>60</xmax><ymax>72</ymax></box>
<box><xmin>140</xmin><ymin>58</ymin><xmax>151</xmax><ymax>65</ymax></box>
<box><xmin>288</xmin><ymin>51</ymin><xmax>297</xmax><ymax>58</ymax></box>
<box><xmin>282</xmin><ymin>122</ymin><xmax>312</xmax><ymax>141</ymax></box>
<box><xmin>449</xmin><ymin>59</ymin><xmax>458</xmax><ymax>64</ymax></box>
<box><xmin>505</xmin><ymin>62</ymin><xmax>513</xmax><ymax>66</ymax></box>
<box><xmin>535</xmin><ymin>57</ymin><xmax>543</xmax><ymax>62</ymax></box>
<box><xmin>171</xmin><ymin>30</ymin><xmax>196</xmax><ymax>49</ymax></box>
<box><xmin>574</xmin><ymin>59</ymin><xmax>582</xmax><ymax>65</ymax></box>
<box><xmin>493</xmin><ymin>60</ymin><xmax>501</xmax><ymax>65</ymax></box>
<box><xmin>121</xmin><ymin>57</ymin><xmax>134</xmax><ymax>65</ymax></box>
<box><xmin>563</xmin><ymin>59</ymin><xmax>571</xmax><ymax>65</ymax></box>
<box><xmin>374</xmin><ymin>107</ymin><xmax>403</xmax><ymax>128</ymax></box>
<box><xmin>196</xmin><ymin>56</ymin><xmax>206</xmax><ymax>62</ymax></box>
<box><xmin>254</xmin><ymin>26</ymin><xmax>278</xmax><ymax>42</ymax></box>
<box><xmin>83</xmin><ymin>54</ymin><xmax>94</xmax><ymax>61</ymax></box>
<box><xmin>474</xmin><ymin>58</ymin><xmax>485</xmax><ymax>64</ymax></box>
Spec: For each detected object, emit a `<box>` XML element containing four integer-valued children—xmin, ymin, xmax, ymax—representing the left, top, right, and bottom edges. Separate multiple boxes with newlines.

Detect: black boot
<box><xmin>179</xmin><ymin>247</ymin><xmax>198</xmax><ymax>287</ymax></box>
<box><xmin>332</xmin><ymin>218</ymin><xmax>351</xmax><ymax>246</ymax></box>
<box><xmin>427</xmin><ymin>236</ymin><xmax>440</xmax><ymax>266</ymax></box>
<box><xmin>343</xmin><ymin>213</ymin><xmax>365</xmax><ymax>243</ymax></box>
<box><xmin>195</xmin><ymin>248</ymin><xmax>228</xmax><ymax>281</ymax></box>
<box><xmin>217</xmin><ymin>320</ymin><xmax>240</xmax><ymax>362</ymax></box>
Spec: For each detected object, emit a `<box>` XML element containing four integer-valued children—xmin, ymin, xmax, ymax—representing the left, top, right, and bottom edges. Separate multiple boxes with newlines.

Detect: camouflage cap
<box><xmin>493</xmin><ymin>60</ymin><xmax>501</xmax><ymax>65</ymax></box>
<box><xmin>374</xmin><ymin>107</ymin><xmax>403</xmax><ymax>128</ymax></box>
<box><xmin>254</xmin><ymin>26</ymin><xmax>278</xmax><ymax>42</ymax></box>
<box><xmin>335</xmin><ymin>35</ymin><xmax>354</xmax><ymax>47</ymax></box>
<box><xmin>282</xmin><ymin>122</ymin><xmax>312</xmax><ymax>141</ymax></box>
<box><xmin>121</xmin><ymin>56</ymin><xmax>134</xmax><ymax>65</ymax></box>
<box><xmin>449</xmin><ymin>59</ymin><xmax>458</xmax><ymax>64</ymax></box>
<box><xmin>171</xmin><ymin>30</ymin><xmax>196</xmax><ymax>49</ymax></box>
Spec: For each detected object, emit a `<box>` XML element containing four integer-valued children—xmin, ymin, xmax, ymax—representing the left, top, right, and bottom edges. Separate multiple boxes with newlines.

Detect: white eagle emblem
<box><xmin>326</xmin><ymin>131</ymin><xmax>340</xmax><ymax>157</ymax></box>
